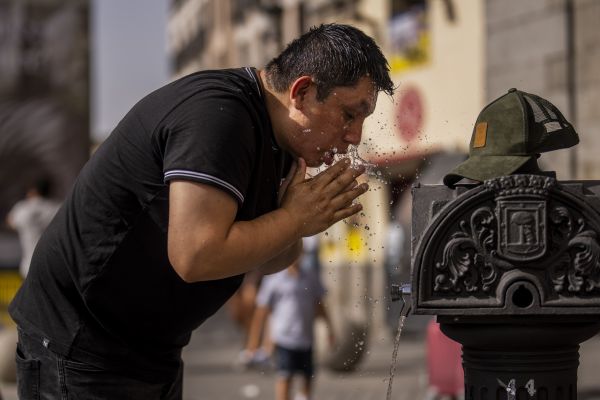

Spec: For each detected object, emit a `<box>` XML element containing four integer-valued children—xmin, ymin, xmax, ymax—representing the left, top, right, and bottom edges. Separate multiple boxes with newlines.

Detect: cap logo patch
<box><xmin>473</xmin><ymin>122</ymin><xmax>488</xmax><ymax>148</ymax></box>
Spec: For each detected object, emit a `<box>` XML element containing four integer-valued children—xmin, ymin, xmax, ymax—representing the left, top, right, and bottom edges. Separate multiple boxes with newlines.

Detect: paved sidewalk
<box><xmin>181</xmin><ymin>310</ymin><xmax>429</xmax><ymax>400</ymax></box>
<box><xmin>181</xmin><ymin>310</ymin><xmax>600</xmax><ymax>400</ymax></box>
<box><xmin>2</xmin><ymin>309</ymin><xmax>600</xmax><ymax>399</ymax></box>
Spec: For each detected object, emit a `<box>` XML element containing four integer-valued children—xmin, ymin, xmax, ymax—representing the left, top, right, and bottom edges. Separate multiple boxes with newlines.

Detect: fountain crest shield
<box><xmin>497</xmin><ymin>199</ymin><xmax>546</xmax><ymax>262</ymax></box>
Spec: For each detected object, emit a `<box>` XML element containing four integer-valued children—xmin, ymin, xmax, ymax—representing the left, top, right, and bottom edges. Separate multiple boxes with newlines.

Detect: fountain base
<box><xmin>439</xmin><ymin>318</ymin><xmax>600</xmax><ymax>400</ymax></box>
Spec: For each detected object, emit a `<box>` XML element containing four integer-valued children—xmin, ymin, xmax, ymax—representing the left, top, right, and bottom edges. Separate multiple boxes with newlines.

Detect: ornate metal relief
<box><xmin>548</xmin><ymin>206</ymin><xmax>600</xmax><ymax>293</ymax></box>
<box><xmin>416</xmin><ymin>175</ymin><xmax>600</xmax><ymax>310</ymax></box>
<box><xmin>433</xmin><ymin>206</ymin><xmax>498</xmax><ymax>293</ymax></box>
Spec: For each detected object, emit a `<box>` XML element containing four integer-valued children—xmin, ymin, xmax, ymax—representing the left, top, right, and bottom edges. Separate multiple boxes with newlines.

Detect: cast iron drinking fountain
<box><xmin>391</xmin><ymin>89</ymin><xmax>600</xmax><ymax>399</ymax></box>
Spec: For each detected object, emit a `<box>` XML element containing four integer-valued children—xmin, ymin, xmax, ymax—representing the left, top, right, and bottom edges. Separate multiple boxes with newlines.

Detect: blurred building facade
<box><xmin>486</xmin><ymin>0</ymin><xmax>600</xmax><ymax>180</ymax></box>
<box><xmin>168</xmin><ymin>0</ymin><xmax>282</xmax><ymax>78</ymax></box>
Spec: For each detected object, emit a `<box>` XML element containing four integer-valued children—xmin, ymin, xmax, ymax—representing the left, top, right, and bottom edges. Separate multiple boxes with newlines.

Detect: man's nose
<box><xmin>344</xmin><ymin>122</ymin><xmax>363</xmax><ymax>145</ymax></box>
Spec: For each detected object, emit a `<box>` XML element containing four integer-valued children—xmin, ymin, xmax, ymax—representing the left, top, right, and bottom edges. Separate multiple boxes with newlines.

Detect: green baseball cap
<box><xmin>443</xmin><ymin>88</ymin><xmax>579</xmax><ymax>188</ymax></box>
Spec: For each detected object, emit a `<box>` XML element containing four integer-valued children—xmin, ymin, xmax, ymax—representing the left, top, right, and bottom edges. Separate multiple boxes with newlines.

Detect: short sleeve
<box><xmin>160</xmin><ymin>89</ymin><xmax>257</xmax><ymax>206</ymax></box>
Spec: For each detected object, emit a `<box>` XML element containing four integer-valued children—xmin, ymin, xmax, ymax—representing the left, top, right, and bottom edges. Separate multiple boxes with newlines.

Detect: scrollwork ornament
<box><xmin>548</xmin><ymin>206</ymin><xmax>600</xmax><ymax>294</ymax></box>
<box><xmin>434</xmin><ymin>207</ymin><xmax>497</xmax><ymax>293</ymax></box>
<box><xmin>567</xmin><ymin>230</ymin><xmax>600</xmax><ymax>292</ymax></box>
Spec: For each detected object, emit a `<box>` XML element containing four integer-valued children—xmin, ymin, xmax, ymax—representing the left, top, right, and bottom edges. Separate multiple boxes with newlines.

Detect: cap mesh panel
<box><xmin>544</xmin><ymin>121</ymin><xmax>562</xmax><ymax>132</ymax></box>
<box><xmin>523</xmin><ymin>93</ymin><xmax>570</xmax><ymax>134</ymax></box>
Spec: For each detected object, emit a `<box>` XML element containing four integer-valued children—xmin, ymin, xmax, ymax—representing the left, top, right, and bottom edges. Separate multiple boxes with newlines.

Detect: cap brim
<box><xmin>443</xmin><ymin>155</ymin><xmax>532</xmax><ymax>188</ymax></box>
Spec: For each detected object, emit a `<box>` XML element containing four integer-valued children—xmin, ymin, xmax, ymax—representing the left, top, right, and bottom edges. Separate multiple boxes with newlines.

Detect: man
<box><xmin>10</xmin><ymin>23</ymin><xmax>394</xmax><ymax>398</ymax></box>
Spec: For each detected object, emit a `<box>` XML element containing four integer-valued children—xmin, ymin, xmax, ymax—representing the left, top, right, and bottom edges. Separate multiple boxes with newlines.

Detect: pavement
<box><xmin>179</xmin><ymin>311</ymin><xmax>600</xmax><ymax>400</ymax></box>
<box><xmin>180</xmin><ymin>309</ymin><xmax>431</xmax><ymax>400</ymax></box>
<box><xmin>1</xmin><ymin>309</ymin><xmax>600</xmax><ymax>399</ymax></box>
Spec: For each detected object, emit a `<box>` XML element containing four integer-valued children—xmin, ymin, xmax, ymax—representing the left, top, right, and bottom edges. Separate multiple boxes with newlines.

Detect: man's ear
<box><xmin>289</xmin><ymin>76</ymin><xmax>312</xmax><ymax>109</ymax></box>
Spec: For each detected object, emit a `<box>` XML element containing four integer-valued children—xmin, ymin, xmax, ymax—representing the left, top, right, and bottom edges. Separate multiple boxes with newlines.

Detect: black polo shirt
<box><xmin>9</xmin><ymin>67</ymin><xmax>291</xmax><ymax>381</ymax></box>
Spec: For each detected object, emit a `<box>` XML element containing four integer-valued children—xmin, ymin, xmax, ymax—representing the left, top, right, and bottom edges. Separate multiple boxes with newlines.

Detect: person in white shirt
<box><xmin>7</xmin><ymin>178</ymin><xmax>60</xmax><ymax>278</ymax></box>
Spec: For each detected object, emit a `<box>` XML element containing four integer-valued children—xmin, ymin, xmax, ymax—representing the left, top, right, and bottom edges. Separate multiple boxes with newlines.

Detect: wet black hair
<box><xmin>265</xmin><ymin>23</ymin><xmax>395</xmax><ymax>101</ymax></box>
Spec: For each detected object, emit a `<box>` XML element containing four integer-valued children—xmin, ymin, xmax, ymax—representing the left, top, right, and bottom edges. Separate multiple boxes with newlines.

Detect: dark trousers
<box><xmin>274</xmin><ymin>344</ymin><xmax>314</xmax><ymax>379</ymax></box>
<box><xmin>15</xmin><ymin>329</ymin><xmax>183</xmax><ymax>400</ymax></box>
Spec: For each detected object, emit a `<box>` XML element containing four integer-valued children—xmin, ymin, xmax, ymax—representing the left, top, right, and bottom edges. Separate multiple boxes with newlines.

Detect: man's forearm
<box><xmin>258</xmin><ymin>239</ymin><xmax>302</xmax><ymax>275</ymax></box>
<box><xmin>171</xmin><ymin>207</ymin><xmax>302</xmax><ymax>282</ymax></box>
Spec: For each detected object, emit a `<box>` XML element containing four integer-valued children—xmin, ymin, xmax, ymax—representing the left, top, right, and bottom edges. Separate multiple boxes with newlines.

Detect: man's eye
<box><xmin>343</xmin><ymin>111</ymin><xmax>355</xmax><ymax>121</ymax></box>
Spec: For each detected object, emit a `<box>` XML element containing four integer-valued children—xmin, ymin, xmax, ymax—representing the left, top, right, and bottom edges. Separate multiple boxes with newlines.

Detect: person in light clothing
<box><xmin>252</xmin><ymin>258</ymin><xmax>333</xmax><ymax>400</ymax></box>
<box><xmin>6</xmin><ymin>178</ymin><xmax>60</xmax><ymax>278</ymax></box>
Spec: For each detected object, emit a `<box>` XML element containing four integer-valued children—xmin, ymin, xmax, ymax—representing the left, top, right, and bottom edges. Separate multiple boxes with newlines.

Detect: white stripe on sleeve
<box><xmin>164</xmin><ymin>170</ymin><xmax>244</xmax><ymax>204</ymax></box>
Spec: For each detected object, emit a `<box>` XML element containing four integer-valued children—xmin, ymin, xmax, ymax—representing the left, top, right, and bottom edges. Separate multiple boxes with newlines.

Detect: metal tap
<box><xmin>390</xmin><ymin>283</ymin><xmax>412</xmax><ymax>316</ymax></box>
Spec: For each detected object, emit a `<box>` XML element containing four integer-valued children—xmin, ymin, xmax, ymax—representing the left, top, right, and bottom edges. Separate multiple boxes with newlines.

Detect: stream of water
<box><xmin>386</xmin><ymin>305</ymin><xmax>411</xmax><ymax>400</ymax></box>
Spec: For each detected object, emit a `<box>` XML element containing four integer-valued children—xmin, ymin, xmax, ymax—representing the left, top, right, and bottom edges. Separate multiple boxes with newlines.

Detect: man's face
<box><xmin>288</xmin><ymin>76</ymin><xmax>377</xmax><ymax>167</ymax></box>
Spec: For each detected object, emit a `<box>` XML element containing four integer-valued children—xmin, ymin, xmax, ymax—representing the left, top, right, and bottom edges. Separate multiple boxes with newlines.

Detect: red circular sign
<box><xmin>395</xmin><ymin>87</ymin><xmax>424</xmax><ymax>142</ymax></box>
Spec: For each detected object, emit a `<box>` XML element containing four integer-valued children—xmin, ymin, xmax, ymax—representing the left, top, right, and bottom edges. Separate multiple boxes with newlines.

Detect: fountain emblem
<box><xmin>493</xmin><ymin>175</ymin><xmax>552</xmax><ymax>262</ymax></box>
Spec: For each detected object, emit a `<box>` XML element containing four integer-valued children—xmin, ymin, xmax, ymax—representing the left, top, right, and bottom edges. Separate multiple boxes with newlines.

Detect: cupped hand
<box><xmin>279</xmin><ymin>157</ymin><xmax>369</xmax><ymax>237</ymax></box>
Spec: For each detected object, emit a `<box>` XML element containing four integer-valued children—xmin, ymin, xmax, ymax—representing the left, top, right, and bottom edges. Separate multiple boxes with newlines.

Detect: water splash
<box><xmin>334</xmin><ymin>145</ymin><xmax>378</xmax><ymax>177</ymax></box>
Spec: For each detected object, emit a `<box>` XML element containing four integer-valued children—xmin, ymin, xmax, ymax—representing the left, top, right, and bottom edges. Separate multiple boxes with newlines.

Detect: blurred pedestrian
<box><xmin>237</xmin><ymin>235</ymin><xmax>322</xmax><ymax>370</ymax></box>
<box><xmin>8</xmin><ymin>23</ymin><xmax>394</xmax><ymax>399</ymax></box>
<box><xmin>6</xmin><ymin>178</ymin><xmax>60</xmax><ymax>278</ymax></box>
<box><xmin>248</xmin><ymin>255</ymin><xmax>334</xmax><ymax>400</ymax></box>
